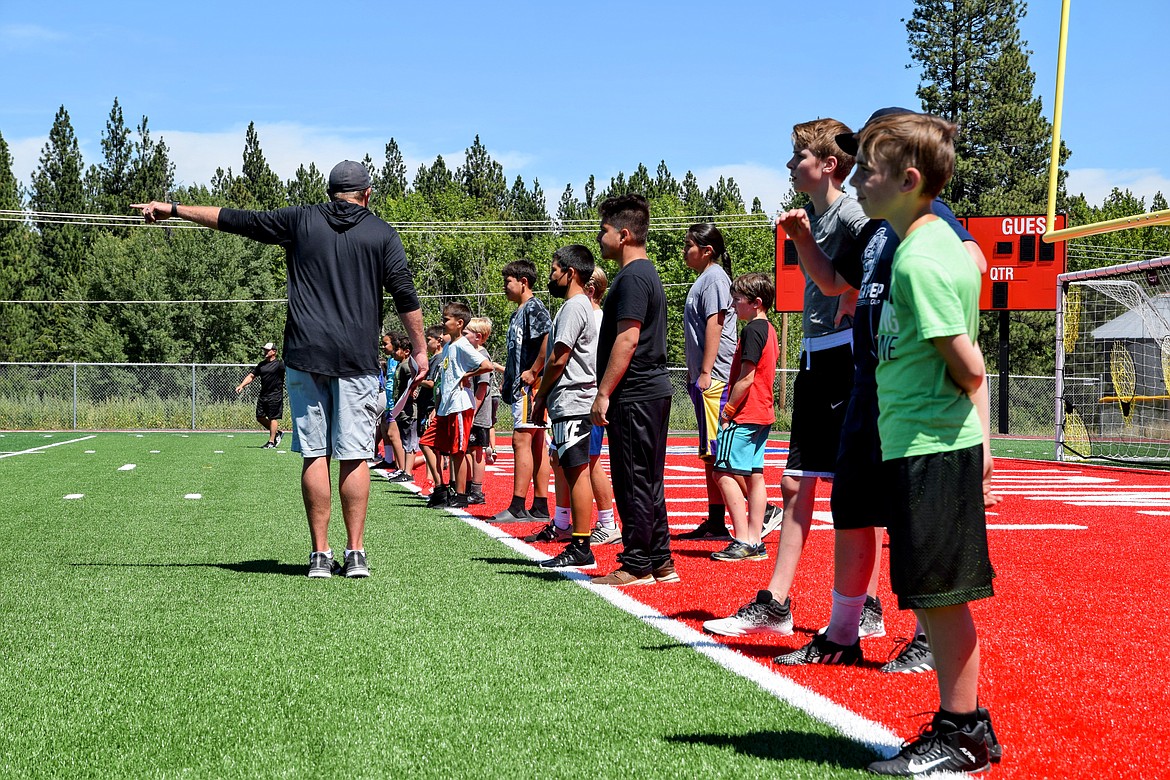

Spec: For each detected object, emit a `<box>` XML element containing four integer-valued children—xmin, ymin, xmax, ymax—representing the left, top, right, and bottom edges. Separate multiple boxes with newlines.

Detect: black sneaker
<box><xmin>466</xmin><ymin>490</ymin><xmax>486</xmax><ymax>505</ymax></box>
<box><xmin>426</xmin><ymin>486</ymin><xmax>450</xmax><ymax>508</ymax></box>
<box><xmin>523</xmin><ymin>522</ymin><xmax>571</xmax><ymax>543</ymax></box>
<box><xmin>446</xmin><ymin>493</ymin><xmax>469</xmax><ymax>509</ymax></box>
<box><xmin>307</xmin><ymin>551</ymin><xmax>335</xmax><ymax>579</ymax></box>
<box><xmin>387</xmin><ymin>470</ymin><xmax>413</xmax><ymax>483</ymax></box>
<box><xmin>538</xmin><ymin>542</ymin><xmax>596</xmax><ymax>569</ymax></box>
<box><xmin>978</xmin><ymin>707</ymin><xmax>1003</xmax><ymax>764</ymax></box>
<box><xmin>881</xmin><ymin>634</ymin><xmax>935</xmax><ymax>674</ymax></box>
<box><xmin>773</xmin><ymin>633</ymin><xmax>862</xmax><ymax>666</ymax></box>
<box><xmin>262</xmin><ymin>441</ymin><xmax>276</xmax><ymax>449</ymax></box>
<box><xmin>342</xmin><ymin>550</ymin><xmax>369</xmax><ymax>578</ymax></box>
<box><xmin>711</xmin><ymin>540</ymin><xmax>766</xmax><ymax>561</ymax></box>
<box><xmin>677</xmin><ymin>521</ymin><xmax>732</xmax><ymax>541</ymax></box>
<box><xmin>868</xmin><ymin>715</ymin><xmax>989</xmax><ymax>776</ymax></box>
<box><xmin>274</xmin><ymin>431</ymin><xmax>283</xmax><ymax>447</ymax></box>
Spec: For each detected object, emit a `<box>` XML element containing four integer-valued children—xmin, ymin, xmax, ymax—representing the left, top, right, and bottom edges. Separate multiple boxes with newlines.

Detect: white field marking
<box><xmin>42</xmin><ymin>434</ymin><xmax>52</xmax><ymax>438</ymax></box>
<box><xmin>84</xmin><ymin>450</ymin><xmax>95</xmax><ymax>454</ymax></box>
<box><xmin>666</xmin><ymin>465</ymin><xmax>705</xmax><ymax>473</ymax></box>
<box><xmin>135</xmin><ymin>434</ymin><xmax>143</xmax><ymax>438</ymax></box>
<box><xmin>448</xmin><ymin>506</ymin><xmax>902</xmax><ymax>759</ymax></box>
<box><xmin>64</xmin><ymin>494</ymin><xmax>84</xmax><ymax>500</ymax></box>
<box><xmin>0</xmin><ymin>435</ymin><xmax>97</xmax><ymax>460</ymax></box>
<box><xmin>226</xmin><ymin>435</ymin><xmax>234</xmax><ymax>438</ymax></box>
<box><xmin>150</xmin><ymin>450</ymin><xmax>161</xmax><ymax>454</ymax></box>
<box><xmin>1067</xmin><ymin>500</ymin><xmax>1170</xmax><ymax>508</ymax></box>
<box><xmin>987</xmin><ymin>523</ymin><xmax>1087</xmax><ymax>530</ymax></box>
<box><xmin>184</xmin><ymin>493</ymin><xmax>202</xmax><ymax>499</ymax></box>
<box><xmin>118</xmin><ymin>464</ymin><xmax>136</xmax><ymax>471</ymax></box>
<box><xmin>1139</xmin><ymin>511</ymin><xmax>1170</xmax><ymax>516</ymax></box>
<box><xmin>214</xmin><ymin>450</ymin><xmax>224</xmax><ymax>454</ymax></box>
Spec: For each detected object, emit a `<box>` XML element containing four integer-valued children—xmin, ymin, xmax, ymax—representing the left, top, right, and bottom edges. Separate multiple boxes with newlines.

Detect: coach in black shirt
<box><xmin>134</xmin><ymin>161</ymin><xmax>427</xmax><ymax>580</ymax></box>
<box><xmin>235</xmin><ymin>341</ymin><xmax>286</xmax><ymax>448</ymax></box>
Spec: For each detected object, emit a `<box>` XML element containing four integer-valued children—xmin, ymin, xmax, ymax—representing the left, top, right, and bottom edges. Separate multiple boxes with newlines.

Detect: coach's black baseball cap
<box><xmin>327</xmin><ymin>160</ymin><xmax>372</xmax><ymax>195</ymax></box>
<box><xmin>835</xmin><ymin>107</ymin><xmax>915</xmax><ymax>156</ymax></box>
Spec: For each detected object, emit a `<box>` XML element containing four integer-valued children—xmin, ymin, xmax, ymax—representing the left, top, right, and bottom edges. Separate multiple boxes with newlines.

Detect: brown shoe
<box><xmin>652</xmin><ymin>562</ymin><xmax>681</xmax><ymax>583</ymax></box>
<box><xmin>590</xmin><ymin>568</ymin><xmax>654</xmax><ymax>587</ymax></box>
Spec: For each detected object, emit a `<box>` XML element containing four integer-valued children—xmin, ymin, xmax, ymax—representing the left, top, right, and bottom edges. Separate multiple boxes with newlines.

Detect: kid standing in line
<box><xmin>709</xmin><ymin>273</ymin><xmax>779</xmax><ymax>562</ymax></box>
<box><xmin>417</xmin><ymin>326</ymin><xmax>447</xmax><ymax>501</ymax></box>
<box><xmin>852</xmin><ymin>112</ymin><xmax>997</xmax><ymax>777</ymax></box>
<box><xmin>464</xmin><ymin>317</ymin><xmax>504</xmax><ymax>505</ymax></box>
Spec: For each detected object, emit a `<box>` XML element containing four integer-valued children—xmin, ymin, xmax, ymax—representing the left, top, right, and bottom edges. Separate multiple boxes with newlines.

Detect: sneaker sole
<box><xmin>345</xmin><ymin>569</ymin><xmax>370</xmax><ymax>578</ymax></box>
<box><xmin>703</xmin><ymin>621</ymin><xmax>793</xmax><ymax>637</ymax></box>
<box><xmin>307</xmin><ymin>570</ymin><xmax>332</xmax><ymax>579</ymax></box>
<box><xmin>591</xmin><ymin>576</ymin><xmax>655</xmax><ymax>586</ymax></box>
<box><xmin>880</xmin><ymin>661</ymin><xmax>935</xmax><ymax>674</ymax></box>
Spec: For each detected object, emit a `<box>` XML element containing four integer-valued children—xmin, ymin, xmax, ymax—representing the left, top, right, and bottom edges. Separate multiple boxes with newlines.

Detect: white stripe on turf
<box><xmin>0</xmin><ymin>435</ymin><xmax>97</xmax><ymax>460</ymax></box>
<box><xmin>453</xmin><ymin>510</ymin><xmax>903</xmax><ymax>761</ymax></box>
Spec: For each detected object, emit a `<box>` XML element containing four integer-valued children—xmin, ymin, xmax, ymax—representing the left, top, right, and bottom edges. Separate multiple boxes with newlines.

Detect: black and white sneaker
<box><xmin>711</xmin><ymin>540</ymin><xmax>766</xmax><ymax>561</ymax></box>
<box><xmin>978</xmin><ymin>707</ymin><xmax>1003</xmax><ymax>764</ymax></box>
<box><xmin>426</xmin><ymin>486</ymin><xmax>450</xmax><ymax>508</ymax></box>
<box><xmin>523</xmin><ymin>522</ymin><xmax>571</xmax><ymax>543</ymax></box>
<box><xmin>446</xmin><ymin>493</ymin><xmax>469</xmax><ymax>509</ymax></box>
<box><xmin>466</xmin><ymin>490</ymin><xmax>486</xmax><ymax>505</ymax></box>
<box><xmin>774</xmin><ymin>633</ymin><xmax>862</xmax><ymax>666</ymax></box>
<box><xmin>881</xmin><ymin>634</ymin><xmax>935</xmax><ymax>674</ymax></box>
<box><xmin>703</xmin><ymin>591</ymin><xmax>794</xmax><ymax>636</ymax></box>
<box><xmin>760</xmin><ymin>503</ymin><xmax>783</xmax><ymax>539</ymax></box>
<box><xmin>274</xmin><ymin>431</ymin><xmax>283</xmax><ymax>447</ymax></box>
<box><xmin>387</xmin><ymin>470</ymin><xmax>413</xmax><ymax>483</ymax></box>
<box><xmin>307</xmin><ymin>551</ymin><xmax>335</xmax><ymax>579</ymax></box>
<box><xmin>868</xmin><ymin>715</ymin><xmax>989</xmax><ymax>776</ymax></box>
<box><xmin>820</xmin><ymin>595</ymin><xmax>886</xmax><ymax>639</ymax></box>
<box><xmin>262</xmin><ymin>441</ymin><xmax>276</xmax><ymax>449</ymax></box>
<box><xmin>538</xmin><ymin>542</ymin><xmax>596</xmax><ymax>569</ymax></box>
<box><xmin>342</xmin><ymin>550</ymin><xmax>369</xmax><ymax>578</ymax></box>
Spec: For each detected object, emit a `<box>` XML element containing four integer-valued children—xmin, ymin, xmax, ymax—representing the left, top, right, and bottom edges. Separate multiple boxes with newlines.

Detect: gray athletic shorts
<box><xmin>287</xmin><ymin>367</ymin><xmax>382</xmax><ymax>460</ymax></box>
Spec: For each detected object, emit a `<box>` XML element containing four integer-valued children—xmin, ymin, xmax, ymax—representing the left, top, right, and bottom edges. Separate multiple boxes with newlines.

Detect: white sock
<box><xmin>344</xmin><ymin>548</ymin><xmax>364</xmax><ymax>557</ymax></box>
<box><xmin>597</xmin><ymin>509</ymin><xmax>616</xmax><ymax>529</ymax></box>
<box><xmin>553</xmin><ymin>506</ymin><xmax>571</xmax><ymax>530</ymax></box>
<box><xmin>826</xmin><ymin>590</ymin><xmax>866</xmax><ymax>646</ymax></box>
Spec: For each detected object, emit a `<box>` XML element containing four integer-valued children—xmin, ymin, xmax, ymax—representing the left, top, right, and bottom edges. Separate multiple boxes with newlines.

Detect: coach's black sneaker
<box><xmin>677</xmin><ymin>521</ymin><xmax>732</xmax><ymax>541</ymax></box>
<box><xmin>774</xmin><ymin>633</ymin><xmax>862</xmax><ymax>666</ymax></box>
<box><xmin>274</xmin><ymin>430</ymin><xmax>283</xmax><ymax>447</ymax></box>
<box><xmin>307</xmin><ymin>551</ymin><xmax>335</xmax><ymax>579</ymax></box>
<box><xmin>868</xmin><ymin>714</ymin><xmax>989</xmax><ymax>776</ymax></box>
<box><xmin>538</xmin><ymin>542</ymin><xmax>595</xmax><ymax>569</ymax></box>
<box><xmin>342</xmin><ymin>550</ymin><xmax>369</xmax><ymax>578</ymax></box>
<box><xmin>881</xmin><ymin>634</ymin><xmax>935</xmax><ymax>674</ymax></box>
<box><xmin>262</xmin><ymin>441</ymin><xmax>276</xmax><ymax>449</ymax></box>
<box><xmin>426</xmin><ymin>486</ymin><xmax>450</xmax><ymax>508</ymax></box>
<box><xmin>978</xmin><ymin>707</ymin><xmax>1003</xmax><ymax>764</ymax></box>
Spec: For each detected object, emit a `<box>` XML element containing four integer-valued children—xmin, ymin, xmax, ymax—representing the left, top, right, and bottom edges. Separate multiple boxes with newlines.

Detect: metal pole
<box><xmin>998</xmin><ymin>310</ymin><xmax>1010</xmax><ymax>434</ymax></box>
<box><xmin>191</xmin><ymin>364</ymin><xmax>197</xmax><ymax>431</ymax></box>
<box><xmin>72</xmin><ymin>363</ymin><xmax>78</xmax><ymax>430</ymax></box>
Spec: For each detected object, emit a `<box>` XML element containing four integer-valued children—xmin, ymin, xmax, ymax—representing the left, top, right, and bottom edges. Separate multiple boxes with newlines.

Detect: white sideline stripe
<box><xmin>0</xmin><ymin>435</ymin><xmax>97</xmax><ymax>460</ymax></box>
<box><xmin>1139</xmin><ymin>511</ymin><xmax>1170</xmax><ymax>516</ymax></box>
<box><xmin>442</xmin><ymin>503</ymin><xmax>902</xmax><ymax>760</ymax></box>
<box><xmin>987</xmin><ymin>523</ymin><xmax>1087</xmax><ymax>530</ymax></box>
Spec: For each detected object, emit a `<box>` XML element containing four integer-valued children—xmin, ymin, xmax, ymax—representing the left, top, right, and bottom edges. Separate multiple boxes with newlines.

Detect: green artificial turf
<box><xmin>0</xmin><ymin>432</ymin><xmax>879</xmax><ymax>779</ymax></box>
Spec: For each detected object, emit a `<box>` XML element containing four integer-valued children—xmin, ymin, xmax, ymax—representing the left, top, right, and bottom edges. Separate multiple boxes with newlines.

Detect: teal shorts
<box><xmin>712</xmin><ymin>421</ymin><xmax>770</xmax><ymax>477</ymax></box>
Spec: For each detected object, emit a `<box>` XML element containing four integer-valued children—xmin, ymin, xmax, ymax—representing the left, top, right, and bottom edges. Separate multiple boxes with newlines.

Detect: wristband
<box><xmin>170</xmin><ymin>202</ymin><xmax>181</xmax><ymax>219</ymax></box>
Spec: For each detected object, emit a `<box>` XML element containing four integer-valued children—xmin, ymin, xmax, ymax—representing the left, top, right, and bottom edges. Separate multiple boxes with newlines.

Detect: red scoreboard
<box><xmin>774</xmin><ymin>213</ymin><xmax>1067</xmax><ymax>312</ymax></box>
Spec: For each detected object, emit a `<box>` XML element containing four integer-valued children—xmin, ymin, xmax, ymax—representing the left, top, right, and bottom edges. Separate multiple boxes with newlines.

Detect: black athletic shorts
<box><xmin>884</xmin><ymin>443</ymin><xmax>995</xmax><ymax>610</ymax></box>
<box><xmin>256</xmin><ymin>396</ymin><xmax>283</xmax><ymax>420</ymax></box>
<box><xmin>830</xmin><ymin>382</ymin><xmax>891</xmax><ymax>529</ymax></box>
<box><xmin>468</xmin><ymin>425</ymin><xmax>491</xmax><ymax>450</ymax></box>
<box><xmin>550</xmin><ymin>415</ymin><xmax>592</xmax><ymax>470</ymax></box>
<box><xmin>786</xmin><ymin>343</ymin><xmax>853</xmax><ymax>477</ymax></box>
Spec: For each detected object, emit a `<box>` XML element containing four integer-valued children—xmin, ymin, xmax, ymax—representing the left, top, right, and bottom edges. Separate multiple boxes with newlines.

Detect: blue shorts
<box><xmin>287</xmin><ymin>368</ymin><xmax>381</xmax><ymax>460</ymax></box>
<box><xmin>589</xmin><ymin>423</ymin><xmax>604</xmax><ymax>457</ymax></box>
<box><xmin>712</xmin><ymin>421</ymin><xmax>770</xmax><ymax>477</ymax></box>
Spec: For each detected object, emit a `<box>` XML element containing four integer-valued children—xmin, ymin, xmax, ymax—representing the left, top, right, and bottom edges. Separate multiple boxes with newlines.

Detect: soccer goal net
<box><xmin>1056</xmin><ymin>256</ymin><xmax>1170</xmax><ymax>463</ymax></box>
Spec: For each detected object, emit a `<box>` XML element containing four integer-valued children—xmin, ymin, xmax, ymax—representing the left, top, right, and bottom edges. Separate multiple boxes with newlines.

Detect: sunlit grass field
<box><xmin>0</xmin><ymin>431</ymin><xmax>882</xmax><ymax>779</ymax></box>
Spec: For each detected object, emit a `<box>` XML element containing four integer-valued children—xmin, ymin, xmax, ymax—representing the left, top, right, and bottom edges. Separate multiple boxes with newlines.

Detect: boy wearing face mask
<box><xmin>529</xmin><ymin>245</ymin><xmax>599</xmax><ymax>568</ymax></box>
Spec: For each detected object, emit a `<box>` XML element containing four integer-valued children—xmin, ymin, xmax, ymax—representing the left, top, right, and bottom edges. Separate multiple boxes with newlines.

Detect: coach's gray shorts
<box><xmin>287</xmin><ymin>368</ymin><xmax>381</xmax><ymax>460</ymax></box>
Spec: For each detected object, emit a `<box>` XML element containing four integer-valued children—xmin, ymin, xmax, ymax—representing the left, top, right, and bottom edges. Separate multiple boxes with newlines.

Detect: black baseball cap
<box><xmin>835</xmin><ymin>107</ymin><xmax>915</xmax><ymax>156</ymax></box>
<box><xmin>327</xmin><ymin>160</ymin><xmax>372</xmax><ymax>195</ymax></box>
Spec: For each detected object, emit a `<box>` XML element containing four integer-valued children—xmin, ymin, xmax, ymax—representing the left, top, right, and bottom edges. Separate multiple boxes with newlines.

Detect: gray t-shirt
<box><xmin>473</xmin><ymin>347</ymin><xmax>494</xmax><ymax>428</ymax></box>
<box><xmin>684</xmin><ymin>264</ymin><xmax>737</xmax><ymax>384</ymax></box>
<box><xmin>545</xmin><ymin>293</ymin><xmax>598</xmax><ymax>420</ymax></box>
<box><xmin>803</xmin><ymin>194</ymin><xmax>868</xmax><ymax>339</ymax></box>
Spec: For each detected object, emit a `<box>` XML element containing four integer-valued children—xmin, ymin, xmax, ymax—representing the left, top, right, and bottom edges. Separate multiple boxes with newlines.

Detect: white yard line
<box><xmin>0</xmin><ymin>435</ymin><xmax>97</xmax><ymax>460</ymax></box>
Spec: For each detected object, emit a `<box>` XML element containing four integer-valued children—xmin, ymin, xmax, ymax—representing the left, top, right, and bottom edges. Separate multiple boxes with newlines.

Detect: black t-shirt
<box><xmin>739</xmin><ymin>319</ymin><xmax>770</xmax><ymax>366</ymax></box>
<box><xmin>834</xmin><ymin>200</ymin><xmax>972</xmax><ymax>385</ymax></box>
<box><xmin>251</xmin><ymin>358</ymin><xmax>286</xmax><ymax>400</ymax></box>
<box><xmin>597</xmin><ymin>258</ymin><xmax>672</xmax><ymax>403</ymax></box>
<box><xmin>218</xmin><ymin>201</ymin><xmax>421</xmax><ymax>378</ymax></box>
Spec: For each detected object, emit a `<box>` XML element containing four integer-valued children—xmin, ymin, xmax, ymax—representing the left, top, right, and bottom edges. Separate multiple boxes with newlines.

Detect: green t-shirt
<box><xmin>875</xmin><ymin>218</ymin><xmax>983</xmax><ymax>459</ymax></box>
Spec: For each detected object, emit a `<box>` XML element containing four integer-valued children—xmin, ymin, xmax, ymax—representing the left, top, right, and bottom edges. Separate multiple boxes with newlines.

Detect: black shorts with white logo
<box><xmin>468</xmin><ymin>425</ymin><xmax>490</xmax><ymax>450</ymax></box>
<box><xmin>786</xmin><ymin>343</ymin><xmax>853</xmax><ymax>477</ymax></box>
<box><xmin>884</xmin><ymin>443</ymin><xmax>995</xmax><ymax>610</ymax></box>
<box><xmin>550</xmin><ymin>415</ymin><xmax>592</xmax><ymax>470</ymax></box>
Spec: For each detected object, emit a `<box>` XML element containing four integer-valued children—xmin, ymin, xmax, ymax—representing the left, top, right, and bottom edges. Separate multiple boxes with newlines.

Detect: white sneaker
<box><xmin>589</xmin><ymin>524</ymin><xmax>622</xmax><ymax>545</ymax></box>
<box><xmin>703</xmin><ymin>591</ymin><xmax>793</xmax><ymax>637</ymax></box>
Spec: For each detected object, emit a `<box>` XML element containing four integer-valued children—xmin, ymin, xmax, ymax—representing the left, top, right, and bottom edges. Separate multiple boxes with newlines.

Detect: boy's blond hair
<box><xmin>586</xmin><ymin>266</ymin><xmax>608</xmax><ymax>303</ymax></box>
<box><xmin>466</xmin><ymin>316</ymin><xmax>493</xmax><ymax>339</ymax></box>
<box><xmin>857</xmin><ymin>113</ymin><xmax>957</xmax><ymax>200</ymax></box>
<box><xmin>792</xmin><ymin>118</ymin><xmax>856</xmax><ymax>182</ymax></box>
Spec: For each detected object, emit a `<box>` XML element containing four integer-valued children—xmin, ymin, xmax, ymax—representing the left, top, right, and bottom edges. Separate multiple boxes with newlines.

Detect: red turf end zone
<box><xmin>452</xmin><ymin>437</ymin><xmax>1170</xmax><ymax>779</ymax></box>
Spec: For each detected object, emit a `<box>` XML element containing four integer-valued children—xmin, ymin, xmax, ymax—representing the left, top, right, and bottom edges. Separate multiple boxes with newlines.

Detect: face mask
<box><xmin>548</xmin><ymin>269</ymin><xmax>570</xmax><ymax>299</ymax></box>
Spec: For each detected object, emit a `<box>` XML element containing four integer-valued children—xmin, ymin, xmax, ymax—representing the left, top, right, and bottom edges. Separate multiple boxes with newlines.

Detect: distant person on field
<box><xmin>390</xmin><ymin>331</ymin><xmax>422</xmax><ymax>481</ymax></box>
<box><xmin>708</xmin><ymin>273</ymin><xmax>779</xmax><ymax>563</ymax></box>
<box><xmin>135</xmin><ymin>160</ymin><xmax>427</xmax><ymax>580</ymax></box>
<box><xmin>491</xmin><ymin>260</ymin><xmax>552</xmax><ymax>524</ymax></box>
<box><xmin>589</xmin><ymin>193</ymin><xmax>676</xmax><ymax>587</ymax></box>
<box><xmin>416</xmin><ymin>325</ymin><xmax>446</xmax><ymax>498</ymax></box>
<box><xmin>527</xmin><ymin>245</ymin><xmax>599</xmax><ymax>568</ymax></box>
<box><xmin>583</xmin><ymin>266</ymin><xmax>619</xmax><ymax>545</ymax></box>
<box><xmin>235</xmin><ymin>341</ymin><xmax>286</xmax><ymax>449</ymax></box>
<box><xmin>464</xmin><ymin>316</ymin><xmax>503</xmax><ymax>506</ymax></box>
<box><xmin>373</xmin><ymin>331</ymin><xmax>409</xmax><ymax>480</ymax></box>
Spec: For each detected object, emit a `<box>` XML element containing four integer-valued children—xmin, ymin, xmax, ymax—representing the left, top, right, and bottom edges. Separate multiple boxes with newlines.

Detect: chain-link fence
<box><xmin>0</xmin><ymin>362</ymin><xmax>1056</xmax><ymax>436</ymax></box>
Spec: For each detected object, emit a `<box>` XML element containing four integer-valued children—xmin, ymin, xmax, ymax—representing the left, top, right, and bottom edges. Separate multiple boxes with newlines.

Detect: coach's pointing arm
<box><xmin>132</xmin><ymin>201</ymin><xmax>220</xmax><ymax>230</ymax></box>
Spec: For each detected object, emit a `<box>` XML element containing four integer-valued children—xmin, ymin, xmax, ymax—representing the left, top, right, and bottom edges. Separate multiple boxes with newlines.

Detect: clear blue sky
<box><xmin>1</xmin><ymin>0</ymin><xmax>1165</xmax><ymax>215</ymax></box>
